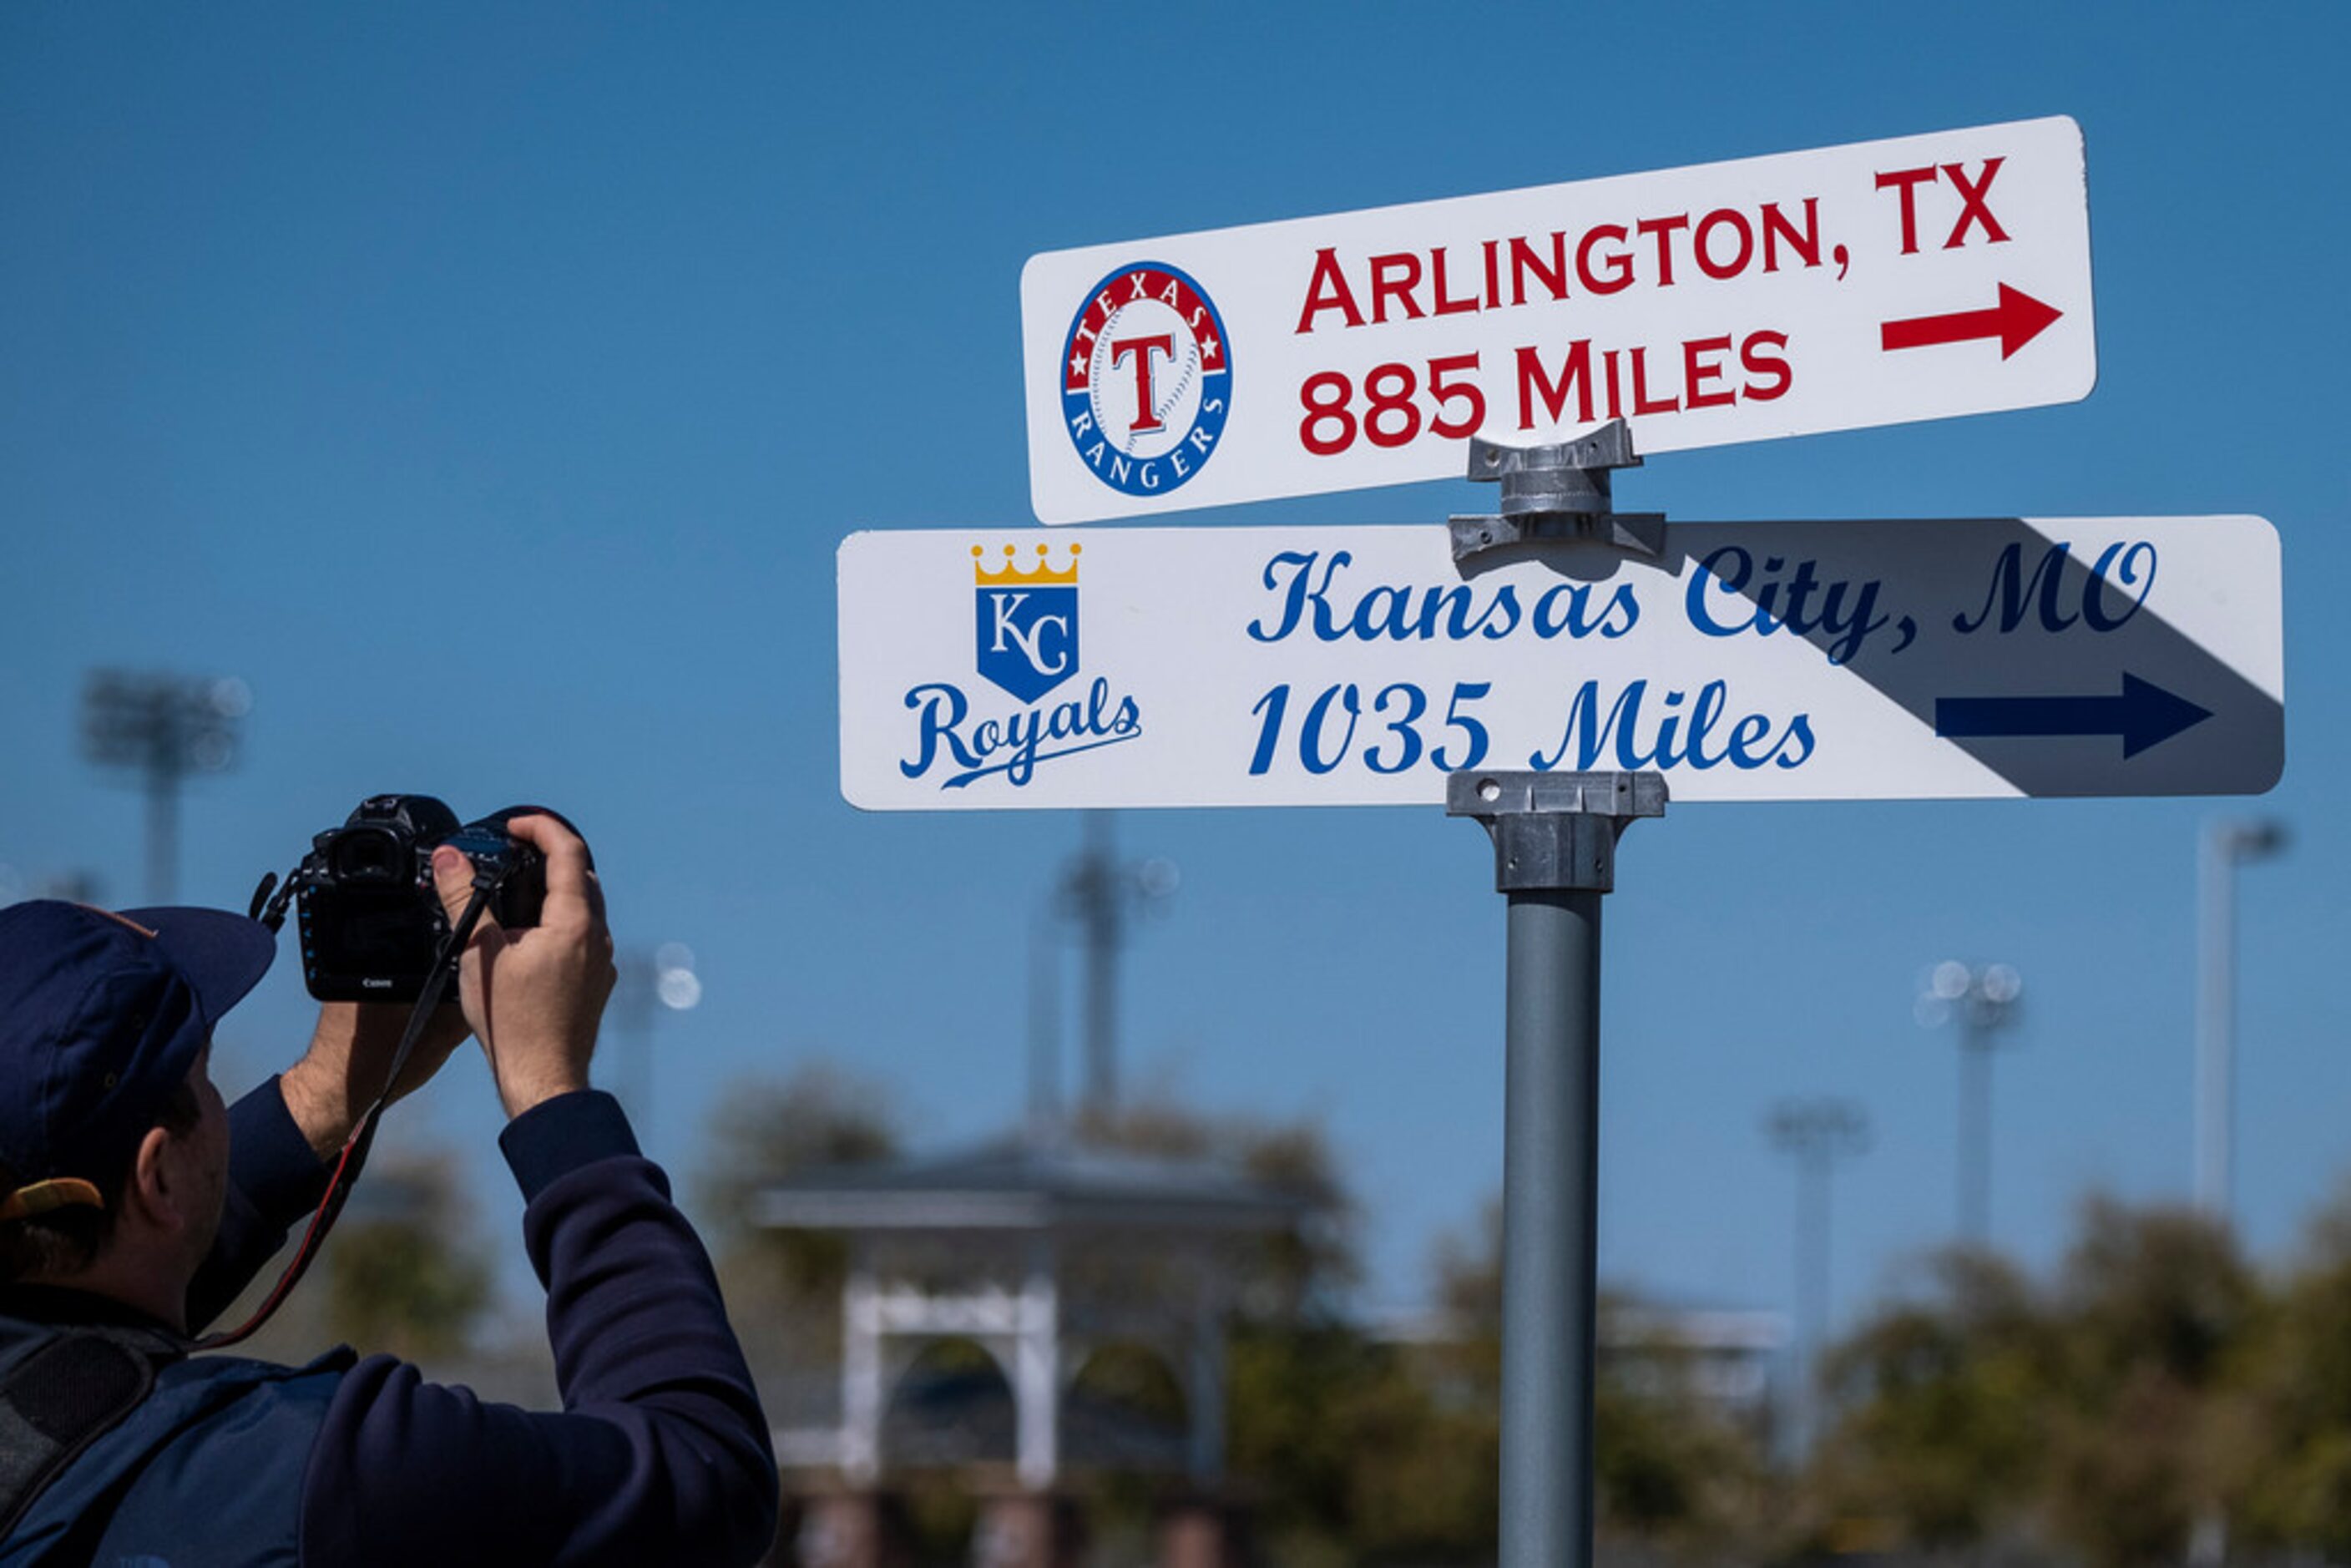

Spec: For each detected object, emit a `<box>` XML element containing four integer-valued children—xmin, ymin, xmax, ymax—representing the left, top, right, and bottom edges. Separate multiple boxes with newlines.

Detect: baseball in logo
<box><xmin>1061</xmin><ymin>262</ymin><xmax>1231</xmax><ymax>497</ymax></box>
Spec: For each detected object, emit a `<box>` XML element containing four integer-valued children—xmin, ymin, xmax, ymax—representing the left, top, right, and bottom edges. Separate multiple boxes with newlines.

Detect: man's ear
<box><xmin>122</xmin><ymin>1122</ymin><xmax>189</xmax><ymax>1232</ymax></box>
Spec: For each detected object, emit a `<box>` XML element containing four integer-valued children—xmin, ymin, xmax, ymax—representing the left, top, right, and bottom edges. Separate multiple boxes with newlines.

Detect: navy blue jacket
<box><xmin>0</xmin><ymin>1082</ymin><xmax>778</xmax><ymax>1565</ymax></box>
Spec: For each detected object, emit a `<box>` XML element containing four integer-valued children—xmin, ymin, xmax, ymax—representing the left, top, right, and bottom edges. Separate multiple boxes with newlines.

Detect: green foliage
<box><xmin>1078</xmin><ymin>1094</ymin><xmax>1358</xmax><ymax>1314</ymax></box>
<box><xmin>1085</xmin><ymin>1098</ymin><xmax>1502</xmax><ymax>1560</ymax></box>
<box><xmin>696</xmin><ymin>1062</ymin><xmax>900</xmax><ymax>1256</ymax></box>
<box><xmin>1593</xmin><ymin>1318</ymin><xmax>1766</xmax><ymax>1543</ymax></box>
<box><xmin>692</xmin><ymin>1062</ymin><xmax>903</xmax><ymax>1404</ymax></box>
<box><xmin>1069</xmin><ymin>1341</ymin><xmax>1186</xmax><ymax>1428</ymax></box>
<box><xmin>1225</xmin><ymin>1315</ymin><xmax>1495</xmax><ymax>1564</ymax></box>
<box><xmin>321</xmin><ymin>1154</ymin><xmax>492</xmax><ymax>1363</ymax></box>
<box><xmin>690</xmin><ymin>1059</ymin><xmax>2351</xmax><ymax>1566</ymax></box>
<box><xmin>1813</xmin><ymin>1250</ymin><xmax>2055</xmax><ymax>1545</ymax></box>
<box><xmin>696</xmin><ymin>1061</ymin><xmax>901</xmax><ymax>1303</ymax></box>
<box><xmin>700</xmin><ymin>1078</ymin><xmax>1769</xmax><ymax>1561</ymax></box>
<box><xmin>2230</xmin><ymin>1179</ymin><xmax>2351</xmax><ymax>1554</ymax></box>
<box><xmin>1289</xmin><ymin>1199</ymin><xmax>1774</xmax><ymax>1560</ymax></box>
<box><xmin>2042</xmin><ymin>1199</ymin><xmax>2254</xmax><ymax>1568</ymax></box>
<box><xmin>1813</xmin><ymin>1196</ymin><xmax>2296</xmax><ymax>1567</ymax></box>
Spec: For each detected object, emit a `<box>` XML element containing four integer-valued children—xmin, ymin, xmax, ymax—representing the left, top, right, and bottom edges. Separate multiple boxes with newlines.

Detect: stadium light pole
<box><xmin>1027</xmin><ymin>903</ymin><xmax>1064</xmax><ymax>1145</ymax></box>
<box><xmin>2185</xmin><ymin>818</ymin><xmax>2283</xmax><ymax>1568</ymax></box>
<box><xmin>78</xmin><ymin>670</ymin><xmax>250</xmax><ymax>903</ymax></box>
<box><xmin>2195</xmin><ymin>818</ymin><xmax>2288</xmax><ymax>1222</ymax></box>
<box><xmin>1767</xmin><ymin>1098</ymin><xmax>1869</xmax><ymax>1454</ymax></box>
<box><xmin>1055</xmin><ymin>812</ymin><xmax>1179</xmax><ymax>1120</ymax></box>
<box><xmin>611</xmin><ymin>943</ymin><xmax>700</xmax><ymax>1154</ymax></box>
<box><xmin>1917</xmin><ymin>960</ymin><xmax>2024</xmax><ymax>1249</ymax></box>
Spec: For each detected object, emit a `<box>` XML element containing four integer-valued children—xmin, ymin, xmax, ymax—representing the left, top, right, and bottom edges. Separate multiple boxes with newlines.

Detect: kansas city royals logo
<box><xmin>1062</xmin><ymin>262</ymin><xmax>1231</xmax><ymax>497</ymax></box>
<box><xmin>899</xmin><ymin>540</ymin><xmax>1142</xmax><ymax>791</ymax></box>
<box><xmin>974</xmin><ymin>543</ymin><xmax>1079</xmax><ymax>703</ymax></box>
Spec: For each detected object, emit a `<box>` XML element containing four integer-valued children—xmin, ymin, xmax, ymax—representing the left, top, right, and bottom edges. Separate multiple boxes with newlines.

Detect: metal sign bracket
<box><xmin>1447</xmin><ymin>419</ymin><xmax>1667</xmax><ymax>567</ymax></box>
<box><xmin>1445</xmin><ymin>770</ymin><xmax>1667</xmax><ymax>893</ymax></box>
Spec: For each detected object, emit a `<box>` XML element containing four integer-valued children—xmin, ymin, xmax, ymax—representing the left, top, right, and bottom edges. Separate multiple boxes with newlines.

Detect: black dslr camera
<box><xmin>258</xmin><ymin>795</ymin><xmax>559</xmax><ymax>1002</ymax></box>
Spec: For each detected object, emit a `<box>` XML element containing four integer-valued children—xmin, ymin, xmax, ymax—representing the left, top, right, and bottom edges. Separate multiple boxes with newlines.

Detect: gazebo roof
<box><xmin>751</xmin><ymin>1134</ymin><xmax>1311</xmax><ymax>1235</ymax></box>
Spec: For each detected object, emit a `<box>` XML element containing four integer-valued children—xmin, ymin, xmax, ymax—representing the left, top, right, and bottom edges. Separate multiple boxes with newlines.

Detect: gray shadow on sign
<box><xmin>1459</xmin><ymin>518</ymin><xmax>2282</xmax><ymax>799</ymax></box>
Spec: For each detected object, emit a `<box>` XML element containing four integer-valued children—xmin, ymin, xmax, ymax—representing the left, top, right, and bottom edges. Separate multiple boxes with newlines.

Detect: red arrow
<box><xmin>1880</xmin><ymin>283</ymin><xmax>2063</xmax><ymax>360</ymax></box>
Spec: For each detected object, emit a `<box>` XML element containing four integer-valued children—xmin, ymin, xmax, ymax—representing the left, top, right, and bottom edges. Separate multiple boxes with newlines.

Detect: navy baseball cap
<box><xmin>0</xmin><ymin>902</ymin><xmax>276</xmax><ymax>1211</ymax></box>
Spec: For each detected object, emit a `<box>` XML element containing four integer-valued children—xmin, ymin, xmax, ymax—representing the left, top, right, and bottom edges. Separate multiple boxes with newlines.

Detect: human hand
<box><xmin>280</xmin><ymin>1000</ymin><xmax>474</xmax><ymax>1161</ymax></box>
<box><xmin>430</xmin><ymin>812</ymin><xmax>617</xmax><ymax>1120</ymax></box>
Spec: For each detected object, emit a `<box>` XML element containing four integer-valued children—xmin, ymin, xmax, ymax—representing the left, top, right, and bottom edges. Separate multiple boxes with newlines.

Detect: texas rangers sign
<box><xmin>1022</xmin><ymin>116</ymin><xmax>2095</xmax><ymax>524</ymax></box>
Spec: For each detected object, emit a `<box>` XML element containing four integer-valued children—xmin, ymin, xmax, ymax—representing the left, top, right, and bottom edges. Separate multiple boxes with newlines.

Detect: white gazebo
<box><xmin>756</xmin><ymin>1135</ymin><xmax>1312</xmax><ymax>1568</ymax></box>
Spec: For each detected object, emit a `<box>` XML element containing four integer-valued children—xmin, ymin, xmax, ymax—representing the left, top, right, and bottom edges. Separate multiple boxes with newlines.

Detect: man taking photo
<box><xmin>0</xmin><ymin>813</ymin><xmax>779</xmax><ymax>1565</ymax></box>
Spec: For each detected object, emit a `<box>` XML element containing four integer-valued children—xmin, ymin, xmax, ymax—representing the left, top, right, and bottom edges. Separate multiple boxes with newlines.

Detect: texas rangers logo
<box><xmin>1061</xmin><ymin>262</ymin><xmax>1231</xmax><ymax>497</ymax></box>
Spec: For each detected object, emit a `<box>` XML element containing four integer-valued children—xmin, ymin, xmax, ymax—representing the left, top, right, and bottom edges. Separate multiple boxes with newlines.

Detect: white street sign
<box><xmin>1022</xmin><ymin>117</ymin><xmax>2094</xmax><ymax>524</ymax></box>
<box><xmin>838</xmin><ymin>517</ymin><xmax>2278</xmax><ymax>810</ymax></box>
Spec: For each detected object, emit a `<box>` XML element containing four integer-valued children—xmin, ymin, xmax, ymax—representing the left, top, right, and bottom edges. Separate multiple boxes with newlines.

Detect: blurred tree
<box><xmin>2040</xmin><ymin>1198</ymin><xmax>2254</xmax><ymax>1568</ymax></box>
<box><xmin>692</xmin><ymin>1063</ymin><xmax>903</xmax><ymax>1409</ymax></box>
<box><xmin>1226</xmin><ymin>1314</ymin><xmax>1485</xmax><ymax>1565</ymax></box>
<box><xmin>1412</xmin><ymin>1201</ymin><xmax>1767</xmax><ymax>1556</ymax></box>
<box><xmin>2232</xmin><ymin>1178</ymin><xmax>2351</xmax><ymax>1554</ymax></box>
<box><xmin>699</xmin><ymin>1079</ymin><xmax>1774</xmax><ymax>1560</ymax></box>
<box><xmin>321</xmin><ymin>1153</ymin><xmax>493</xmax><ymax>1363</ymax></box>
<box><xmin>697</xmin><ymin>1063</ymin><xmax>901</xmax><ymax>1252</ymax></box>
<box><xmin>1813</xmin><ymin>1199</ymin><xmax>2261</xmax><ymax>1567</ymax></box>
<box><xmin>697</xmin><ymin>1062</ymin><xmax>899</xmax><ymax>1284</ymax></box>
<box><xmin>1079</xmin><ymin>1095</ymin><xmax>1489</xmax><ymax>1563</ymax></box>
<box><xmin>1077</xmin><ymin>1094</ymin><xmax>1356</xmax><ymax>1314</ymax></box>
<box><xmin>1813</xmin><ymin>1249</ymin><xmax>2055</xmax><ymax>1549</ymax></box>
<box><xmin>1595</xmin><ymin>1309</ymin><xmax>1768</xmax><ymax>1542</ymax></box>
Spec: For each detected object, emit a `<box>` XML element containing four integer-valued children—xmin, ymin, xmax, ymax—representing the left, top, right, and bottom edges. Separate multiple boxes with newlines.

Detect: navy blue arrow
<box><xmin>1935</xmin><ymin>673</ymin><xmax>2213</xmax><ymax>759</ymax></box>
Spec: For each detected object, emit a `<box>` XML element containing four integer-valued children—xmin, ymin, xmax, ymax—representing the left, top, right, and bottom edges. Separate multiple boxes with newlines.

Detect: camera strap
<box><xmin>197</xmin><ymin>871</ymin><xmax>503</xmax><ymax>1352</ymax></box>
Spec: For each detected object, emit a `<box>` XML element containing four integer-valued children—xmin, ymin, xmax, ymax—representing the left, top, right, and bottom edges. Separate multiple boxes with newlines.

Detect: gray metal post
<box><xmin>2195</xmin><ymin>818</ymin><xmax>2288</xmax><ymax>1219</ymax></box>
<box><xmin>1767</xmin><ymin>1099</ymin><xmax>1868</xmax><ymax>1454</ymax></box>
<box><xmin>2194</xmin><ymin>827</ymin><xmax>2233</xmax><ymax>1219</ymax></box>
<box><xmin>613</xmin><ymin>950</ymin><xmax>657</xmax><ymax>1137</ymax></box>
<box><xmin>1028</xmin><ymin>906</ymin><xmax>1064</xmax><ymax>1144</ymax></box>
<box><xmin>1506</xmin><ymin>887</ymin><xmax>1601</xmax><ymax>1568</ymax></box>
<box><xmin>1451</xmin><ymin>771</ymin><xmax>1665</xmax><ymax>1568</ymax></box>
<box><xmin>1919</xmin><ymin>960</ymin><xmax>2021</xmax><ymax>1251</ymax></box>
<box><xmin>1448</xmin><ymin>424</ymin><xmax>1667</xmax><ymax>1568</ymax></box>
<box><xmin>1958</xmin><ymin>1021</ymin><xmax>1992</xmax><ymax>1247</ymax></box>
<box><xmin>1065</xmin><ymin>811</ymin><xmax>1125</xmax><ymax>1117</ymax></box>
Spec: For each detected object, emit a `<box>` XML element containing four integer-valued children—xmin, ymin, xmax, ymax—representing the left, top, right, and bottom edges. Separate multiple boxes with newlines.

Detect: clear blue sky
<box><xmin>4</xmin><ymin>3</ymin><xmax>2345</xmax><ymax>1330</ymax></box>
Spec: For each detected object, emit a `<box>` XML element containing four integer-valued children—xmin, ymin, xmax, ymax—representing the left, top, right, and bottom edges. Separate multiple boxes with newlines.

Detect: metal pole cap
<box><xmin>1446</xmin><ymin>771</ymin><xmax>1668</xmax><ymax>893</ymax></box>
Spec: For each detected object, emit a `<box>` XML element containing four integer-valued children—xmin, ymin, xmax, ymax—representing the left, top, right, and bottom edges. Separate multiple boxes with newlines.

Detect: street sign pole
<box><xmin>1452</xmin><ymin>770</ymin><xmax>1663</xmax><ymax>1568</ymax></box>
<box><xmin>1446</xmin><ymin>430</ymin><xmax>1669</xmax><ymax>1568</ymax></box>
<box><xmin>833</xmin><ymin>99</ymin><xmax>2293</xmax><ymax>1568</ymax></box>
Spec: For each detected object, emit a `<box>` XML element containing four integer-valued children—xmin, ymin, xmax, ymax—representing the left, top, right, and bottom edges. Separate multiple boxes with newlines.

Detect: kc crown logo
<box><xmin>1061</xmin><ymin>262</ymin><xmax>1231</xmax><ymax>497</ymax></box>
<box><xmin>898</xmin><ymin>542</ymin><xmax>1143</xmax><ymax>791</ymax></box>
<box><xmin>975</xmin><ymin>543</ymin><xmax>1079</xmax><ymax>702</ymax></box>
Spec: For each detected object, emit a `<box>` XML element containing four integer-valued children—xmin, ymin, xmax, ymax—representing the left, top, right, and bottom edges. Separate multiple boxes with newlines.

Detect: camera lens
<box><xmin>331</xmin><ymin>827</ymin><xmax>406</xmax><ymax>883</ymax></box>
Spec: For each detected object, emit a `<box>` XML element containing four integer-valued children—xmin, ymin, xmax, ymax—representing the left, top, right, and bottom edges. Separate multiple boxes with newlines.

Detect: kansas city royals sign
<box><xmin>840</xmin><ymin>517</ymin><xmax>2283</xmax><ymax>810</ymax></box>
